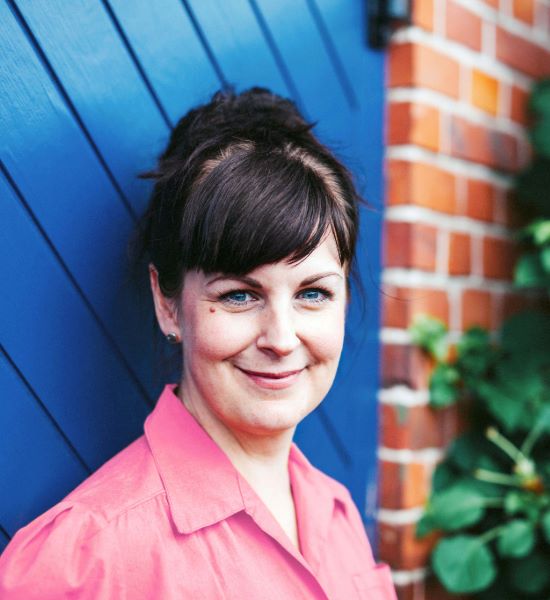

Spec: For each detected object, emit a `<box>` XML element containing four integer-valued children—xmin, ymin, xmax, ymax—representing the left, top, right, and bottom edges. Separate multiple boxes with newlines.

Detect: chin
<box><xmin>238</xmin><ymin>396</ymin><xmax>320</xmax><ymax>435</ymax></box>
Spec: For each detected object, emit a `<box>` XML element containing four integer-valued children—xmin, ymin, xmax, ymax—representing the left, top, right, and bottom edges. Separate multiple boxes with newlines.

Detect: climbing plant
<box><xmin>411</xmin><ymin>79</ymin><xmax>550</xmax><ymax>598</ymax></box>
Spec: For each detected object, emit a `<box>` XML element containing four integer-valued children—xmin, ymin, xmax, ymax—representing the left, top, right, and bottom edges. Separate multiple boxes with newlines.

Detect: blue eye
<box><xmin>219</xmin><ymin>290</ymin><xmax>256</xmax><ymax>306</ymax></box>
<box><xmin>298</xmin><ymin>288</ymin><xmax>331</xmax><ymax>303</ymax></box>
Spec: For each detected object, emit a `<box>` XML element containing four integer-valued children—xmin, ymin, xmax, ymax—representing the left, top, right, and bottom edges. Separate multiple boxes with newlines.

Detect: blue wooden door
<box><xmin>0</xmin><ymin>0</ymin><xmax>384</xmax><ymax>550</ymax></box>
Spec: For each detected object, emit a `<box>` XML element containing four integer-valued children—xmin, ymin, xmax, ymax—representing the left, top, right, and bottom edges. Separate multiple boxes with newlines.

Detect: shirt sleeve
<box><xmin>0</xmin><ymin>501</ymin><xmax>122</xmax><ymax>599</ymax></box>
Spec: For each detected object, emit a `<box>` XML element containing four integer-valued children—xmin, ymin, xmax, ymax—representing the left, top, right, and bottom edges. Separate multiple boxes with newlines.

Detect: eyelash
<box><xmin>218</xmin><ymin>287</ymin><xmax>334</xmax><ymax>307</ymax></box>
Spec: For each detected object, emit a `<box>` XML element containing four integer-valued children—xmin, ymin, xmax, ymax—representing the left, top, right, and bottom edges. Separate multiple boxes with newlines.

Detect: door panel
<box><xmin>0</xmin><ymin>0</ymin><xmax>383</xmax><ymax>543</ymax></box>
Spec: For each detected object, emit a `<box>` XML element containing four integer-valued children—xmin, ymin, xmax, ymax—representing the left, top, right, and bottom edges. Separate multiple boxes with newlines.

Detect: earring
<box><xmin>166</xmin><ymin>332</ymin><xmax>180</xmax><ymax>344</ymax></box>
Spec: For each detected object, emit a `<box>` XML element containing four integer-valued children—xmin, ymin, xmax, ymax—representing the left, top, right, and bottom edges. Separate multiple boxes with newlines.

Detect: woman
<box><xmin>0</xmin><ymin>88</ymin><xmax>396</xmax><ymax>599</ymax></box>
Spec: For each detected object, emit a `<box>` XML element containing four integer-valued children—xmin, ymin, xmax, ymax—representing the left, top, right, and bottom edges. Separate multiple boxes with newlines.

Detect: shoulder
<box><xmin>64</xmin><ymin>435</ymin><xmax>163</xmax><ymax>520</ymax></box>
<box><xmin>0</xmin><ymin>436</ymin><xmax>166</xmax><ymax>599</ymax></box>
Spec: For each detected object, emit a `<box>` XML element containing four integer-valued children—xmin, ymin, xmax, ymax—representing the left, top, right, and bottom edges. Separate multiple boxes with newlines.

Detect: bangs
<box><xmin>178</xmin><ymin>150</ymin><xmax>353</xmax><ymax>276</ymax></box>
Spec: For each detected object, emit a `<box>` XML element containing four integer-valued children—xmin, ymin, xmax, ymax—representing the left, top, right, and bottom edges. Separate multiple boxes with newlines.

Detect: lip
<box><xmin>235</xmin><ymin>367</ymin><xmax>304</xmax><ymax>390</ymax></box>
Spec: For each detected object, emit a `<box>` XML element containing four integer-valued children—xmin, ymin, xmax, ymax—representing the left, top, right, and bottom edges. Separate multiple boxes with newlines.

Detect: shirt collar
<box><xmin>144</xmin><ymin>384</ymin><xmax>347</xmax><ymax>536</ymax></box>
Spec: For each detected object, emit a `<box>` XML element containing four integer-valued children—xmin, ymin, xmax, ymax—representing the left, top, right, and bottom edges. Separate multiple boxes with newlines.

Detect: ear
<box><xmin>149</xmin><ymin>264</ymin><xmax>181</xmax><ymax>339</ymax></box>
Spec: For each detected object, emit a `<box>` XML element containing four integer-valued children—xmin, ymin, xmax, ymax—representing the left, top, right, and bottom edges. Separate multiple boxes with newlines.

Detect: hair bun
<box><xmin>161</xmin><ymin>87</ymin><xmax>314</xmax><ymax>164</ymax></box>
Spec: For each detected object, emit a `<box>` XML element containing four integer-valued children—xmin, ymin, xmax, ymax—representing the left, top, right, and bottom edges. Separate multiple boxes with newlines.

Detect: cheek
<box><xmin>184</xmin><ymin>311</ymin><xmax>256</xmax><ymax>361</ymax></box>
<box><xmin>306</xmin><ymin>310</ymin><xmax>346</xmax><ymax>361</ymax></box>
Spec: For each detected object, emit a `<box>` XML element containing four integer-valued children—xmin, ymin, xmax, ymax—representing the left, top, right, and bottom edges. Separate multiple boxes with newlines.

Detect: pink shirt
<box><xmin>0</xmin><ymin>384</ymin><xmax>396</xmax><ymax>599</ymax></box>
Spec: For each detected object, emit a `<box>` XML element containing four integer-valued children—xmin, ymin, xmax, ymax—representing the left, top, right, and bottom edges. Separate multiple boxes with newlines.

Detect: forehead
<box><xmin>184</xmin><ymin>235</ymin><xmax>344</xmax><ymax>292</ymax></box>
<box><xmin>250</xmin><ymin>235</ymin><xmax>342</xmax><ymax>280</ymax></box>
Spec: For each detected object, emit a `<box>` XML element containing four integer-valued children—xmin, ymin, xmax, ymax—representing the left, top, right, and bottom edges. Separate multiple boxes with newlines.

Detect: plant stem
<box><xmin>486</xmin><ymin>427</ymin><xmax>527</xmax><ymax>463</ymax></box>
<box><xmin>481</xmin><ymin>498</ymin><xmax>505</xmax><ymax>508</ymax></box>
<box><xmin>479</xmin><ymin>525</ymin><xmax>505</xmax><ymax>545</ymax></box>
<box><xmin>521</xmin><ymin>425</ymin><xmax>542</xmax><ymax>458</ymax></box>
<box><xmin>474</xmin><ymin>468</ymin><xmax>520</xmax><ymax>487</ymax></box>
<box><xmin>520</xmin><ymin>406</ymin><xmax>550</xmax><ymax>457</ymax></box>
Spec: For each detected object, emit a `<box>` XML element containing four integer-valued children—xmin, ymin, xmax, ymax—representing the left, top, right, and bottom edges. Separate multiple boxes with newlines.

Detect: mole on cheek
<box><xmin>209</xmin><ymin>307</ymin><xmax>216</xmax><ymax>313</ymax></box>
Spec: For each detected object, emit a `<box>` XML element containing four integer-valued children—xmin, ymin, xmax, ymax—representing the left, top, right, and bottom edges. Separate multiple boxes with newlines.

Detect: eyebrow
<box><xmin>206</xmin><ymin>271</ymin><xmax>343</xmax><ymax>288</ymax></box>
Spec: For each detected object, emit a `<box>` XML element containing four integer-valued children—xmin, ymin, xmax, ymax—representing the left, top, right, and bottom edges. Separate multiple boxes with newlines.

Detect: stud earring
<box><xmin>166</xmin><ymin>332</ymin><xmax>180</xmax><ymax>344</ymax></box>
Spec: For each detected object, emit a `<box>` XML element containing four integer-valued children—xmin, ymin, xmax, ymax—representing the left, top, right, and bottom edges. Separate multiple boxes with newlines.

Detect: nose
<box><xmin>256</xmin><ymin>302</ymin><xmax>300</xmax><ymax>357</ymax></box>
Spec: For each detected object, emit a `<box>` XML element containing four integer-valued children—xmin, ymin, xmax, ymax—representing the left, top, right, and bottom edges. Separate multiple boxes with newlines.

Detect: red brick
<box><xmin>382</xmin><ymin>285</ymin><xmax>449</xmax><ymax>328</ymax></box>
<box><xmin>413</xmin><ymin>0</ymin><xmax>434</xmax><ymax>31</ymax></box>
<box><xmin>448</xmin><ymin>232</ymin><xmax>471</xmax><ymax>275</ymax></box>
<box><xmin>471</xmin><ymin>70</ymin><xmax>499</xmax><ymax>115</ymax></box>
<box><xmin>446</xmin><ymin>1</ymin><xmax>482</xmax><ymax>51</ymax></box>
<box><xmin>496</xmin><ymin>27</ymin><xmax>549</xmax><ymax>78</ymax></box>
<box><xmin>465</xmin><ymin>179</ymin><xmax>494</xmax><ymax>222</ymax></box>
<box><xmin>462</xmin><ymin>289</ymin><xmax>492</xmax><ymax>329</ymax></box>
<box><xmin>388</xmin><ymin>102</ymin><xmax>440</xmax><ymax>151</ymax></box>
<box><xmin>380</xmin><ymin>403</ymin><xmax>463</xmax><ymax>450</ymax></box>
<box><xmin>513</xmin><ymin>0</ymin><xmax>535</xmax><ymax>23</ymax></box>
<box><xmin>449</xmin><ymin>116</ymin><xmax>518</xmax><ymax>172</ymax></box>
<box><xmin>379</xmin><ymin>522</ymin><xmax>438</xmax><ymax>569</ymax></box>
<box><xmin>385</xmin><ymin>222</ymin><xmax>438</xmax><ymax>271</ymax></box>
<box><xmin>482</xmin><ymin>236</ymin><xmax>518</xmax><ymax>280</ymax></box>
<box><xmin>381</xmin><ymin>345</ymin><xmax>433</xmax><ymax>389</ymax></box>
<box><xmin>387</xmin><ymin>161</ymin><xmax>457</xmax><ymax>214</ymax></box>
<box><xmin>389</xmin><ymin>43</ymin><xmax>460</xmax><ymax>98</ymax></box>
<box><xmin>511</xmin><ymin>85</ymin><xmax>529</xmax><ymax>125</ymax></box>
<box><xmin>379</xmin><ymin>461</ymin><xmax>432</xmax><ymax>509</ymax></box>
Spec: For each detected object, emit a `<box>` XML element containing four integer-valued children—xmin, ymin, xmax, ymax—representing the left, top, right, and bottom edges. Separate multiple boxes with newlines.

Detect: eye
<box><xmin>218</xmin><ymin>290</ymin><xmax>258</xmax><ymax>307</ymax></box>
<box><xmin>297</xmin><ymin>287</ymin><xmax>333</xmax><ymax>304</ymax></box>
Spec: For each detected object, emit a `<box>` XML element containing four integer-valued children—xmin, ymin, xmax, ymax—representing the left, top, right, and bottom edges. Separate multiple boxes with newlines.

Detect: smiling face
<box><xmin>151</xmin><ymin>235</ymin><xmax>347</xmax><ymax>440</ymax></box>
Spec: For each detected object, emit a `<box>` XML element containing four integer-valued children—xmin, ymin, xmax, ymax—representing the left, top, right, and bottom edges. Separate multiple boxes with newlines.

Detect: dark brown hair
<box><xmin>135</xmin><ymin>87</ymin><xmax>362</xmax><ymax>300</ymax></box>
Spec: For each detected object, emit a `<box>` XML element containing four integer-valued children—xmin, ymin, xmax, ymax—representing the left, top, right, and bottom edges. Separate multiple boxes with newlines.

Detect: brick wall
<box><xmin>379</xmin><ymin>0</ymin><xmax>550</xmax><ymax>598</ymax></box>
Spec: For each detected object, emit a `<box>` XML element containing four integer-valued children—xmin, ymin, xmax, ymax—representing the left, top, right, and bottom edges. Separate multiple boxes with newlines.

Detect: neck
<box><xmin>176</xmin><ymin>380</ymin><xmax>295</xmax><ymax>492</ymax></box>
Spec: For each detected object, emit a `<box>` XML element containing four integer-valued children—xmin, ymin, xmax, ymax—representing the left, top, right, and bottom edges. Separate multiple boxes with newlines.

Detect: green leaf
<box><xmin>501</xmin><ymin>310</ymin><xmax>550</xmax><ymax>356</ymax></box>
<box><xmin>529</xmin><ymin>79</ymin><xmax>550</xmax><ymax>118</ymax></box>
<box><xmin>504</xmin><ymin>490</ymin><xmax>542</xmax><ymax>521</ymax></box>
<box><xmin>542</xmin><ymin>510</ymin><xmax>550</xmax><ymax>543</ymax></box>
<box><xmin>432</xmin><ymin>536</ymin><xmax>496</xmax><ymax>593</ymax></box>
<box><xmin>532</xmin><ymin>119</ymin><xmax>550</xmax><ymax>159</ymax></box>
<box><xmin>456</xmin><ymin>327</ymin><xmax>493</xmax><ymax>380</ymax></box>
<box><xmin>477</xmin><ymin>380</ymin><xmax>524</xmax><ymax>432</ymax></box>
<box><xmin>416</xmin><ymin>512</ymin><xmax>438</xmax><ymax>538</ymax></box>
<box><xmin>514</xmin><ymin>253</ymin><xmax>546</xmax><ymax>288</ymax></box>
<box><xmin>429</xmin><ymin>363</ymin><xmax>460</xmax><ymax>408</ymax></box>
<box><xmin>496</xmin><ymin>519</ymin><xmax>535</xmax><ymax>557</ymax></box>
<box><xmin>409</xmin><ymin>314</ymin><xmax>448</xmax><ymax>361</ymax></box>
<box><xmin>428</xmin><ymin>481</ymin><xmax>488</xmax><ymax>530</ymax></box>
<box><xmin>531</xmin><ymin>219</ymin><xmax>550</xmax><ymax>246</ymax></box>
<box><xmin>541</xmin><ymin>246</ymin><xmax>550</xmax><ymax>272</ymax></box>
<box><xmin>509</xmin><ymin>552</ymin><xmax>550</xmax><ymax>595</ymax></box>
<box><xmin>447</xmin><ymin>432</ymin><xmax>499</xmax><ymax>473</ymax></box>
<box><xmin>432</xmin><ymin>462</ymin><xmax>456</xmax><ymax>492</ymax></box>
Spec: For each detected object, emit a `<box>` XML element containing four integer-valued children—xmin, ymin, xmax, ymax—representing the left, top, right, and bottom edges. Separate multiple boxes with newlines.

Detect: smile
<box><xmin>235</xmin><ymin>367</ymin><xmax>304</xmax><ymax>390</ymax></box>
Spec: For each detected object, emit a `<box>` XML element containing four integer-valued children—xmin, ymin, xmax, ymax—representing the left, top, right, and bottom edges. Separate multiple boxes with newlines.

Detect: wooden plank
<box><xmin>312</xmin><ymin>0</ymin><xmax>385</xmax><ymax>206</ymax></box>
<box><xmin>15</xmin><ymin>0</ymin><xmax>170</xmax><ymax>212</ymax></box>
<box><xmin>311</xmin><ymin>0</ymin><xmax>384</xmax><ymax>528</ymax></box>
<box><xmin>0</xmin><ymin>1</ymin><xmax>156</xmax><ymax>400</ymax></box>
<box><xmin>0</xmin><ymin>527</ymin><xmax>10</xmax><ymax>554</ymax></box>
<box><xmin>107</xmin><ymin>0</ymin><xmax>220</xmax><ymax>124</ymax></box>
<box><xmin>187</xmin><ymin>0</ymin><xmax>290</xmax><ymax>96</ymax></box>
<box><xmin>0</xmin><ymin>350</ymin><xmax>89</xmax><ymax>534</ymax></box>
<box><xmin>0</xmin><ymin>169</ymin><xmax>149</xmax><ymax>471</ymax></box>
<box><xmin>253</xmin><ymin>0</ymin><xmax>351</xmax><ymax>139</ymax></box>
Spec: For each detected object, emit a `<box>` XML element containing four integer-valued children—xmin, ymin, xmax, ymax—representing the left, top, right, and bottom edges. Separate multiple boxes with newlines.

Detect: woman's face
<box><xmin>156</xmin><ymin>234</ymin><xmax>347</xmax><ymax>438</ymax></box>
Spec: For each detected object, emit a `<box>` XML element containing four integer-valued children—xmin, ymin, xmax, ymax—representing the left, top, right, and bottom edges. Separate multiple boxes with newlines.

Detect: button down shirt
<box><xmin>0</xmin><ymin>384</ymin><xmax>396</xmax><ymax>599</ymax></box>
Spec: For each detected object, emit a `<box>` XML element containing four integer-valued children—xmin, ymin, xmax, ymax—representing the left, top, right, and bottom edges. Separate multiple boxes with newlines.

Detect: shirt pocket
<box><xmin>352</xmin><ymin>563</ymin><xmax>397</xmax><ymax>600</ymax></box>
